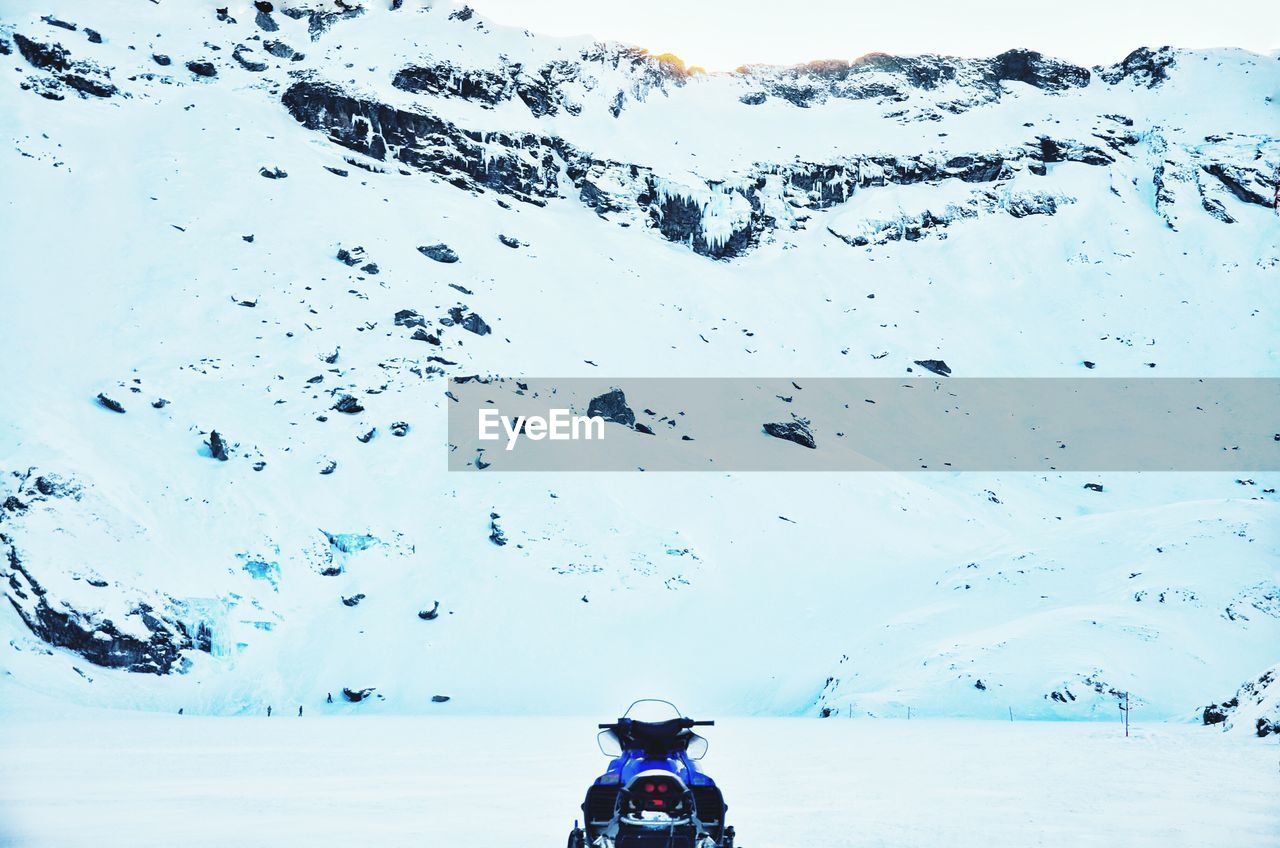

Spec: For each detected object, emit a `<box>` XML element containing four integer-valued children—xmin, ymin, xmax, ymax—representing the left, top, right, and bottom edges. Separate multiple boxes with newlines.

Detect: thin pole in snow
<box><xmin>1124</xmin><ymin>693</ymin><xmax>1130</xmax><ymax>737</ymax></box>
<box><xmin>1008</xmin><ymin>706</ymin><xmax>1013</xmax><ymax>722</ymax></box>
<box><xmin>907</xmin><ymin>706</ymin><xmax>912</xmax><ymax>721</ymax></box>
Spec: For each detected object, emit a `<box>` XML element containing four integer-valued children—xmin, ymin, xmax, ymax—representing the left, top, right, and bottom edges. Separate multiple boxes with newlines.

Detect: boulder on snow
<box><xmin>417</xmin><ymin>243</ymin><xmax>458</xmax><ymax>263</ymax></box>
<box><xmin>913</xmin><ymin>359</ymin><xmax>952</xmax><ymax>377</ymax></box>
<box><xmin>96</xmin><ymin>393</ymin><xmax>126</xmax><ymax>413</ymax></box>
<box><xmin>763</xmin><ymin>419</ymin><xmax>816</xmax><ymax>449</ymax></box>
<box><xmin>498</xmin><ymin>234</ymin><xmax>521</xmax><ymax>248</ymax></box>
<box><xmin>331</xmin><ymin>394</ymin><xmax>364</xmax><ymax>414</ymax></box>
<box><xmin>259</xmin><ymin>166</ymin><xmax>288</xmax><ymax>179</ymax></box>
<box><xmin>207</xmin><ymin>430</ymin><xmax>230</xmax><ymax>461</ymax></box>
<box><xmin>186</xmin><ymin>59</ymin><xmax>217</xmax><ymax>78</ymax></box>
<box><xmin>431</xmin><ymin>694</ymin><xmax>451</xmax><ymax>703</ymax></box>
<box><xmin>418</xmin><ymin>601</ymin><xmax>441</xmax><ymax>620</ymax></box>
<box><xmin>342</xmin><ymin>686</ymin><xmax>375</xmax><ymax>702</ymax></box>
<box><xmin>587</xmin><ymin>389</ymin><xmax>635</xmax><ymax>427</ymax></box>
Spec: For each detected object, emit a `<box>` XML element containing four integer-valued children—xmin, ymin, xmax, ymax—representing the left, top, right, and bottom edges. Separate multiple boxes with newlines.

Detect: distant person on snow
<box><xmin>267</xmin><ymin>705</ymin><xmax>272</xmax><ymax>717</ymax></box>
<box><xmin>326</xmin><ymin>692</ymin><xmax>333</xmax><ymax>704</ymax></box>
<box><xmin>178</xmin><ymin>708</ymin><xmax>183</xmax><ymax>715</ymax></box>
<box><xmin>298</xmin><ymin>705</ymin><xmax>303</xmax><ymax>717</ymax></box>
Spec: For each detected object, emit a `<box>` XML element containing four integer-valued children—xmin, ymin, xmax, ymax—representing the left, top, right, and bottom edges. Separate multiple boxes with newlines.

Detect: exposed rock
<box><xmin>417</xmin><ymin>243</ymin><xmax>459</xmax><ymax>263</ymax></box>
<box><xmin>342</xmin><ymin>686</ymin><xmax>375</xmax><ymax>702</ymax></box>
<box><xmin>447</xmin><ymin>307</ymin><xmax>491</xmax><ymax>336</ymax></box>
<box><xmin>152</xmin><ymin>53</ymin><xmax>171</xmax><ymax>66</ymax></box>
<box><xmin>498</xmin><ymin>233</ymin><xmax>521</xmax><ymax>248</ymax></box>
<box><xmin>96</xmin><ymin>393</ymin><xmax>126</xmax><ymax>413</ymax></box>
<box><xmin>913</xmin><ymin>359</ymin><xmax>952</xmax><ymax>377</ymax></box>
<box><xmin>208</xmin><ymin>431</ymin><xmax>230</xmax><ymax>461</ymax></box>
<box><xmin>186</xmin><ymin>59</ymin><xmax>217</xmax><ymax>78</ymax></box>
<box><xmin>1099</xmin><ymin>47</ymin><xmax>1175</xmax><ymax>88</ymax></box>
<box><xmin>417</xmin><ymin>601</ymin><xmax>440</xmax><ymax>620</ymax></box>
<box><xmin>3</xmin><ymin>541</ymin><xmax>207</xmax><ymax>675</ymax></box>
<box><xmin>336</xmin><ymin>245</ymin><xmax>366</xmax><ymax>266</ymax></box>
<box><xmin>431</xmin><ymin>694</ymin><xmax>451</xmax><ymax>703</ymax></box>
<box><xmin>587</xmin><ymin>389</ymin><xmax>635</xmax><ymax>427</ymax></box>
<box><xmin>13</xmin><ymin>33</ymin><xmax>71</xmax><ymax>71</ymax></box>
<box><xmin>395</xmin><ymin>309</ymin><xmax>425</xmax><ymax>328</ymax></box>
<box><xmin>357</xmin><ymin>428</ymin><xmax>376</xmax><ymax>443</ymax></box>
<box><xmin>340</xmin><ymin>593</ymin><xmax>366</xmax><ymax>607</ymax></box>
<box><xmin>259</xmin><ymin>166</ymin><xmax>288</xmax><ymax>179</ymax></box>
<box><xmin>40</xmin><ymin>15</ymin><xmax>77</xmax><ymax>31</ymax></box>
<box><xmin>263</xmin><ymin>40</ymin><xmax>302</xmax><ymax>60</ymax></box>
<box><xmin>331</xmin><ymin>394</ymin><xmax>364</xmax><ymax>414</ymax></box>
<box><xmin>489</xmin><ymin>512</ymin><xmax>507</xmax><ymax>546</ymax></box>
<box><xmin>763</xmin><ymin>419</ymin><xmax>816</xmax><ymax>449</ymax></box>
<box><xmin>232</xmin><ymin>45</ymin><xmax>268</xmax><ymax>72</ymax></box>
<box><xmin>390</xmin><ymin>421</ymin><xmax>410</xmax><ymax>437</ymax></box>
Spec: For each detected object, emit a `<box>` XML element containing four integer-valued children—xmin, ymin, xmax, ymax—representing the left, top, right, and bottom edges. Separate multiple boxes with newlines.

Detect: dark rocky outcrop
<box><xmin>417</xmin><ymin>601</ymin><xmax>440</xmax><ymax>620</ymax></box>
<box><xmin>763</xmin><ymin>419</ymin><xmax>816</xmax><ymax>449</ymax></box>
<box><xmin>3</xmin><ymin>482</ymin><xmax>207</xmax><ymax>674</ymax></box>
<box><xmin>588</xmin><ymin>389</ymin><xmax>635</xmax><ymax>427</ymax></box>
<box><xmin>342</xmin><ymin>686</ymin><xmax>375</xmax><ymax>702</ymax></box>
<box><xmin>1098</xmin><ymin>47</ymin><xmax>1175</xmax><ymax>88</ymax></box>
<box><xmin>340</xmin><ymin>593</ymin><xmax>366</xmax><ymax>607</ymax></box>
<box><xmin>208</xmin><ymin>431</ymin><xmax>230</xmax><ymax>461</ymax></box>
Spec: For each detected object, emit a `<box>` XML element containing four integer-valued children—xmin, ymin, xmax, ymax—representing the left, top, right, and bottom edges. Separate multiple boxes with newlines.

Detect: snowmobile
<box><xmin>567</xmin><ymin>700</ymin><xmax>735</xmax><ymax>848</ymax></box>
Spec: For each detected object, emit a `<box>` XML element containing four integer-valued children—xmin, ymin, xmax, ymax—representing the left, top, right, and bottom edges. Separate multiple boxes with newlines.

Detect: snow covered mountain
<box><xmin>1</xmin><ymin>0</ymin><xmax>1278</xmax><ymax>720</ymax></box>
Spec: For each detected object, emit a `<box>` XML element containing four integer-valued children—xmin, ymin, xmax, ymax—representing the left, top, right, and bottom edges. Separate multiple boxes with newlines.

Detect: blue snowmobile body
<box><xmin>568</xmin><ymin>701</ymin><xmax>734</xmax><ymax>848</ymax></box>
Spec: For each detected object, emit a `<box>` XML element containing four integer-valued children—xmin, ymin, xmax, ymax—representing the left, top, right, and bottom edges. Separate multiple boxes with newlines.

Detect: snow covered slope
<box><xmin>0</xmin><ymin>1</ymin><xmax>1277</xmax><ymax>719</ymax></box>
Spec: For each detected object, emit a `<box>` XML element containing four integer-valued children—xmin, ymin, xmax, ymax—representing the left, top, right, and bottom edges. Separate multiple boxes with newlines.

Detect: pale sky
<box><xmin>463</xmin><ymin>0</ymin><xmax>1280</xmax><ymax>71</ymax></box>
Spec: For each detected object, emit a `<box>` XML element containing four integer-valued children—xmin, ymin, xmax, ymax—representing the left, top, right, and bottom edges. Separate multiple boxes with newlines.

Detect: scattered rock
<box><xmin>340</xmin><ymin>593</ymin><xmax>366</xmax><ymax>607</ymax></box>
<box><xmin>763</xmin><ymin>419</ymin><xmax>816</xmax><ymax>449</ymax></box>
<box><xmin>417</xmin><ymin>243</ymin><xmax>459</xmax><ymax>263</ymax></box>
<box><xmin>587</xmin><ymin>389</ymin><xmax>635</xmax><ymax>427</ymax></box>
<box><xmin>357</xmin><ymin>428</ymin><xmax>376</xmax><ymax>443</ymax></box>
<box><xmin>1083</xmin><ymin>483</ymin><xmax>1104</xmax><ymax>492</ymax></box>
<box><xmin>489</xmin><ymin>512</ymin><xmax>507</xmax><ymax>546</ymax></box>
<box><xmin>152</xmin><ymin>53</ymin><xmax>171</xmax><ymax>66</ymax></box>
<box><xmin>259</xmin><ymin>166</ymin><xmax>288</xmax><ymax>179</ymax></box>
<box><xmin>913</xmin><ymin>359</ymin><xmax>951</xmax><ymax>377</ymax></box>
<box><xmin>336</xmin><ymin>245</ymin><xmax>366</xmax><ymax>266</ymax></box>
<box><xmin>390</xmin><ymin>421</ymin><xmax>410</xmax><ymax>437</ymax></box>
<box><xmin>395</xmin><ymin>309</ymin><xmax>426</xmax><ymax>328</ymax></box>
<box><xmin>151</xmin><ymin>398</ymin><xmax>169</xmax><ymax>409</ymax></box>
<box><xmin>186</xmin><ymin>60</ymin><xmax>217</xmax><ymax>78</ymax></box>
<box><xmin>95</xmin><ymin>393</ymin><xmax>125</xmax><ymax>413</ymax></box>
<box><xmin>342</xmin><ymin>686</ymin><xmax>375</xmax><ymax>702</ymax></box>
<box><xmin>418</xmin><ymin>601</ymin><xmax>440</xmax><ymax>620</ymax></box>
<box><xmin>431</xmin><ymin>695</ymin><xmax>451</xmax><ymax>703</ymax></box>
<box><xmin>332</xmin><ymin>394</ymin><xmax>364</xmax><ymax>414</ymax></box>
<box><xmin>498</xmin><ymin>234</ymin><xmax>521</xmax><ymax>248</ymax></box>
<box><xmin>207</xmin><ymin>431</ymin><xmax>230</xmax><ymax>461</ymax></box>
<box><xmin>319</xmin><ymin>460</ymin><xmax>337</xmax><ymax>475</ymax></box>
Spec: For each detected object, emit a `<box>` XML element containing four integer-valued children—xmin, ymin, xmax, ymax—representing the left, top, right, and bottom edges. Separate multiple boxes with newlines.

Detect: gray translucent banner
<box><xmin>446</xmin><ymin>378</ymin><xmax>1280</xmax><ymax>472</ymax></box>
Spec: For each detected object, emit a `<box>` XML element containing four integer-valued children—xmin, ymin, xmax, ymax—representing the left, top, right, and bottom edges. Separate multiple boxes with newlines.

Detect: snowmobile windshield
<box><xmin>599</xmin><ymin>700</ymin><xmax>712</xmax><ymax>758</ymax></box>
<box><xmin>622</xmin><ymin>699</ymin><xmax>683</xmax><ymax>721</ymax></box>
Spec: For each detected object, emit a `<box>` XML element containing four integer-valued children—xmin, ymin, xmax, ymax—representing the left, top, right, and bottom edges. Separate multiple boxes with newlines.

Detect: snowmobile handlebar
<box><xmin>598</xmin><ymin>719</ymin><xmax>714</xmax><ymax>728</ymax></box>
